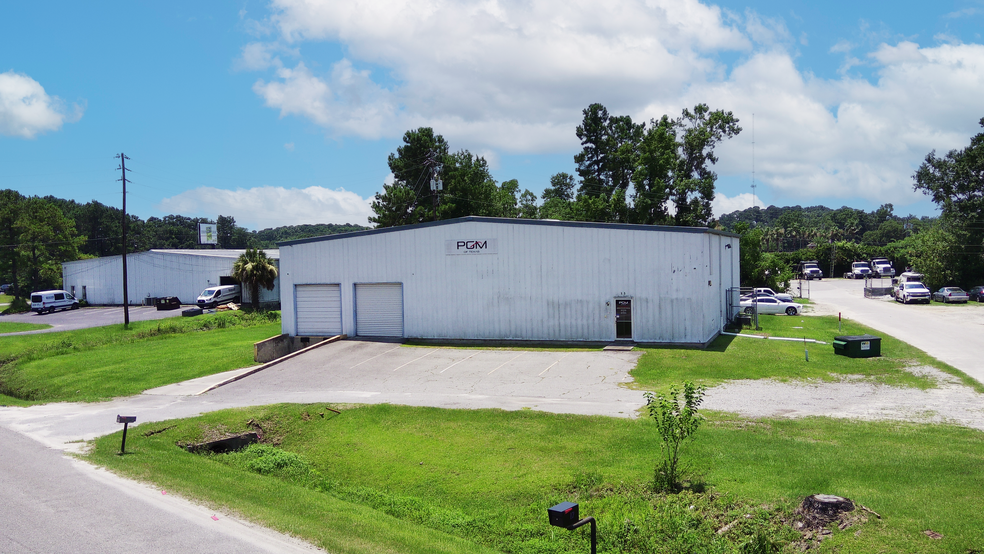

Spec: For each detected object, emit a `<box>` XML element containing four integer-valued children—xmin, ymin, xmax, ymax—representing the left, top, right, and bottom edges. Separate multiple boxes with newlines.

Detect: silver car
<box><xmin>932</xmin><ymin>287</ymin><xmax>969</xmax><ymax>303</ymax></box>
<box><xmin>739</xmin><ymin>296</ymin><xmax>801</xmax><ymax>316</ymax></box>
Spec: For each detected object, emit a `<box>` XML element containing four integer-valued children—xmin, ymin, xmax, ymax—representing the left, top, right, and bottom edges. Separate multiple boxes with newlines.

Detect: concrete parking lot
<box><xmin>209</xmin><ymin>340</ymin><xmax>645</xmax><ymax>417</ymax></box>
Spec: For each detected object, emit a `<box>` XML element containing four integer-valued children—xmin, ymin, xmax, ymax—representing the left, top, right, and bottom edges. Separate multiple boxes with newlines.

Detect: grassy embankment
<box><xmin>84</xmin><ymin>312</ymin><xmax>984</xmax><ymax>553</ymax></box>
<box><xmin>0</xmin><ymin>321</ymin><xmax>52</xmax><ymax>333</ymax></box>
<box><xmin>0</xmin><ymin>310</ymin><xmax>281</xmax><ymax>406</ymax></box>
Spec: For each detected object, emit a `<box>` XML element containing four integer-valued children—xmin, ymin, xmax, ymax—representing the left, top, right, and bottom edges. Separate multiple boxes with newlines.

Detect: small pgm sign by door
<box><xmin>860</xmin><ymin>341</ymin><xmax>870</xmax><ymax>351</ymax></box>
<box><xmin>615</xmin><ymin>300</ymin><xmax>631</xmax><ymax>321</ymax></box>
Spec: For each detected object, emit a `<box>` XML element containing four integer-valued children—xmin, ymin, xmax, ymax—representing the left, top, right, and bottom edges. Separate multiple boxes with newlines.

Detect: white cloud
<box><xmin>253</xmin><ymin>60</ymin><xmax>397</xmax><ymax>139</ymax></box>
<box><xmin>713</xmin><ymin>192</ymin><xmax>762</xmax><ymax>217</ymax></box>
<box><xmin>284</xmin><ymin>142</ymin><xmax>294</xmax><ymax>151</ymax></box>
<box><xmin>253</xmin><ymin>0</ymin><xmax>749</xmax><ymax>152</ymax></box>
<box><xmin>242</xmin><ymin>1</ymin><xmax>984</xmax><ymax>211</ymax></box>
<box><xmin>0</xmin><ymin>71</ymin><xmax>82</xmax><ymax>139</ymax></box>
<box><xmin>693</xmin><ymin>42</ymin><xmax>984</xmax><ymax>206</ymax></box>
<box><xmin>157</xmin><ymin>185</ymin><xmax>375</xmax><ymax>228</ymax></box>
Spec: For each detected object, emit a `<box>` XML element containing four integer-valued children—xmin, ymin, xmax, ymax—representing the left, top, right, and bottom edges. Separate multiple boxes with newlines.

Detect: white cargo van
<box><xmin>30</xmin><ymin>290</ymin><xmax>80</xmax><ymax>314</ymax></box>
<box><xmin>196</xmin><ymin>284</ymin><xmax>241</xmax><ymax>308</ymax></box>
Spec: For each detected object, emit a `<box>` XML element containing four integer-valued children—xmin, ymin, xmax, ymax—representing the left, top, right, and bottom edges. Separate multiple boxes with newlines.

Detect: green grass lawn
<box><xmin>0</xmin><ymin>321</ymin><xmax>52</xmax><ymax>334</ymax></box>
<box><xmin>86</xmin><ymin>403</ymin><xmax>984</xmax><ymax>554</ymax></box>
<box><xmin>631</xmin><ymin>314</ymin><xmax>983</xmax><ymax>393</ymax></box>
<box><xmin>0</xmin><ymin>311</ymin><xmax>280</xmax><ymax>404</ymax></box>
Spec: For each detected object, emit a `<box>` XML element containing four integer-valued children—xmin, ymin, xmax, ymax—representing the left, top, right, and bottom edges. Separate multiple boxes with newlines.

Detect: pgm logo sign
<box><xmin>446</xmin><ymin>238</ymin><xmax>498</xmax><ymax>255</ymax></box>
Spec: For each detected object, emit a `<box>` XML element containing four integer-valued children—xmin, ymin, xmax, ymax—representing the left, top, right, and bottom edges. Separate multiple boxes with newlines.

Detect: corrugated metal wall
<box><xmin>280</xmin><ymin>219</ymin><xmax>738</xmax><ymax>344</ymax></box>
<box><xmin>61</xmin><ymin>251</ymin><xmax>281</xmax><ymax>306</ymax></box>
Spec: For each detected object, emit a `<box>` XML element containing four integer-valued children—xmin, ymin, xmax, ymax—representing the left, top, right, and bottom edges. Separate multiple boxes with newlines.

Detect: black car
<box><xmin>969</xmin><ymin>286</ymin><xmax>984</xmax><ymax>302</ymax></box>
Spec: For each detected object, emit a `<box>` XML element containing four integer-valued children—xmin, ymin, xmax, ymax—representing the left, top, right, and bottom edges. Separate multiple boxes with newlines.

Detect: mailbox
<box><xmin>117</xmin><ymin>415</ymin><xmax>136</xmax><ymax>424</ymax></box>
<box><xmin>548</xmin><ymin>502</ymin><xmax>579</xmax><ymax>528</ymax></box>
<box><xmin>833</xmin><ymin>335</ymin><xmax>881</xmax><ymax>358</ymax></box>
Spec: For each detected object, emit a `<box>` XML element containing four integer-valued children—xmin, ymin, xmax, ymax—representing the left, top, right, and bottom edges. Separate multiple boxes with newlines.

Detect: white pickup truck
<box><xmin>750</xmin><ymin>287</ymin><xmax>794</xmax><ymax>303</ymax></box>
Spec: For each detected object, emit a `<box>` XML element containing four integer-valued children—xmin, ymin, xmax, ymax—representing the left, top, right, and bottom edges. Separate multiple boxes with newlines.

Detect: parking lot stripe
<box><xmin>539</xmin><ymin>353</ymin><xmax>570</xmax><ymax>376</ymax></box>
<box><xmin>440</xmin><ymin>352</ymin><xmax>478</xmax><ymax>374</ymax></box>
<box><xmin>392</xmin><ymin>349</ymin><xmax>437</xmax><ymax>371</ymax></box>
<box><xmin>488</xmin><ymin>352</ymin><xmax>525</xmax><ymax>375</ymax></box>
<box><xmin>349</xmin><ymin>345</ymin><xmax>402</xmax><ymax>369</ymax></box>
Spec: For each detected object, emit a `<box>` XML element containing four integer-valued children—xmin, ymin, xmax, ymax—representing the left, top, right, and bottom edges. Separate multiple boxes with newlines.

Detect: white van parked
<box><xmin>195</xmin><ymin>284</ymin><xmax>241</xmax><ymax>308</ymax></box>
<box><xmin>30</xmin><ymin>290</ymin><xmax>80</xmax><ymax>314</ymax></box>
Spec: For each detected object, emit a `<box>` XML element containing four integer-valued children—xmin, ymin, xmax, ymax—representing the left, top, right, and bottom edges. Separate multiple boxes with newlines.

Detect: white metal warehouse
<box><xmin>61</xmin><ymin>249</ymin><xmax>280</xmax><ymax>306</ymax></box>
<box><xmin>278</xmin><ymin>217</ymin><xmax>738</xmax><ymax>345</ymax></box>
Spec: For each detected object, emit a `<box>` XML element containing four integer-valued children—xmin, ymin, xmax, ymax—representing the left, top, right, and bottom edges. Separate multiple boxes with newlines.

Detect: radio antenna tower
<box><xmin>751</xmin><ymin>113</ymin><xmax>756</xmax><ymax>209</ymax></box>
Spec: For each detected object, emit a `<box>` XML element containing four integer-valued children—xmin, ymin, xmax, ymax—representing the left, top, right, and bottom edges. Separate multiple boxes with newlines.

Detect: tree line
<box><xmin>0</xmin><ymin>190</ymin><xmax>367</xmax><ymax>295</ymax></box>
<box><xmin>734</xmin><ymin>117</ymin><xmax>984</xmax><ymax>292</ymax></box>
<box><xmin>370</xmin><ymin>102</ymin><xmax>741</xmax><ymax>227</ymax></box>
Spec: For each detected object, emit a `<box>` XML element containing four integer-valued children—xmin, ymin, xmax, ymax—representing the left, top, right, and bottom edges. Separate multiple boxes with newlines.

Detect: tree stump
<box><xmin>794</xmin><ymin>494</ymin><xmax>855</xmax><ymax>530</ymax></box>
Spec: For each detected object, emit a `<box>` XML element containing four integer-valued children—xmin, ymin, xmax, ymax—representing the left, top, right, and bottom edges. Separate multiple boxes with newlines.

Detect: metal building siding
<box><xmin>278</xmin><ymin>219</ymin><xmax>733</xmax><ymax>344</ymax></box>
<box><xmin>62</xmin><ymin>250</ymin><xmax>280</xmax><ymax>306</ymax></box>
<box><xmin>295</xmin><ymin>284</ymin><xmax>342</xmax><ymax>335</ymax></box>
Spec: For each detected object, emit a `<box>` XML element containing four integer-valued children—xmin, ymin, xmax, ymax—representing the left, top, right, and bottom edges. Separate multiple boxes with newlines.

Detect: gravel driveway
<box><xmin>702</xmin><ymin>279</ymin><xmax>984</xmax><ymax>430</ymax></box>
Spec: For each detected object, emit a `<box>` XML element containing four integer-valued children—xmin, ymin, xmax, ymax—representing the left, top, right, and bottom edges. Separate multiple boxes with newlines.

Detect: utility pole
<box><xmin>424</xmin><ymin>151</ymin><xmax>443</xmax><ymax>221</ymax></box>
<box><xmin>116</xmin><ymin>153</ymin><xmax>130</xmax><ymax>328</ymax></box>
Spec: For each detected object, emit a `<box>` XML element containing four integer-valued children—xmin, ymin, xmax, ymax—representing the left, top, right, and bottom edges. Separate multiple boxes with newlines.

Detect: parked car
<box><xmin>0</xmin><ymin>283</ymin><xmax>12</xmax><ymax>294</ymax></box>
<box><xmin>739</xmin><ymin>296</ymin><xmax>801</xmax><ymax>316</ymax></box>
<box><xmin>895</xmin><ymin>282</ymin><xmax>931</xmax><ymax>304</ymax></box>
<box><xmin>797</xmin><ymin>260</ymin><xmax>823</xmax><ymax>280</ymax></box>
<box><xmin>932</xmin><ymin>287</ymin><xmax>969</xmax><ymax>303</ymax></box>
<box><xmin>30</xmin><ymin>290</ymin><xmax>80</xmax><ymax>314</ymax></box>
<box><xmin>750</xmin><ymin>287</ymin><xmax>794</xmax><ymax>303</ymax></box>
<box><xmin>968</xmin><ymin>286</ymin><xmax>984</xmax><ymax>302</ymax></box>
<box><xmin>195</xmin><ymin>284</ymin><xmax>241</xmax><ymax>309</ymax></box>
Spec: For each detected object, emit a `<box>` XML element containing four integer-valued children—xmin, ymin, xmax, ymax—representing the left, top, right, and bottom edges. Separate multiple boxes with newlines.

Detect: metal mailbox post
<box><xmin>548</xmin><ymin>502</ymin><xmax>596</xmax><ymax>554</ymax></box>
<box><xmin>117</xmin><ymin>415</ymin><xmax>136</xmax><ymax>454</ymax></box>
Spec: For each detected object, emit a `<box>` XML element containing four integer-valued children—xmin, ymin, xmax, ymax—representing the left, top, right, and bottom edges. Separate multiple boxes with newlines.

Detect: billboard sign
<box><xmin>199</xmin><ymin>223</ymin><xmax>218</xmax><ymax>245</ymax></box>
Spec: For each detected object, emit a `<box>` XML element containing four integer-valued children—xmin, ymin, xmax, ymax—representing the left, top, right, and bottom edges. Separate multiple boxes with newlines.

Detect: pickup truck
<box><xmin>895</xmin><ymin>282</ymin><xmax>931</xmax><ymax>304</ymax></box>
<box><xmin>844</xmin><ymin>261</ymin><xmax>873</xmax><ymax>279</ymax></box>
<box><xmin>750</xmin><ymin>287</ymin><xmax>794</xmax><ymax>303</ymax></box>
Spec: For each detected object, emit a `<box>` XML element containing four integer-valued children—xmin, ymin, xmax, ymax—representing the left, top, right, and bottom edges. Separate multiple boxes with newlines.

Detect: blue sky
<box><xmin>2</xmin><ymin>1</ymin><xmax>982</xmax><ymax>230</ymax></box>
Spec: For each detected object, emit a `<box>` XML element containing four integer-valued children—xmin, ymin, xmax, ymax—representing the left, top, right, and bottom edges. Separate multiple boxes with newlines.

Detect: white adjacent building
<box><xmin>61</xmin><ymin>249</ymin><xmax>280</xmax><ymax>307</ymax></box>
<box><xmin>278</xmin><ymin>217</ymin><xmax>738</xmax><ymax>345</ymax></box>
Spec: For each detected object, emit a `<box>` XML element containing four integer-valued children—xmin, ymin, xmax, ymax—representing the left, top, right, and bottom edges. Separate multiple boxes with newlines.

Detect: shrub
<box><xmin>644</xmin><ymin>382</ymin><xmax>706</xmax><ymax>492</ymax></box>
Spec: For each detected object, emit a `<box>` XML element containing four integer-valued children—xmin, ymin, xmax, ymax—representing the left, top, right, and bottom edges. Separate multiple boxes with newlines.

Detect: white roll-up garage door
<box><xmin>295</xmin><ymin>284</ymin><xmax>342</xmax><ymax>336</ymax></box>
<box><xmin>355</xmin><ymin>283</ymin><xmax>403</xmax><ymax>337</ymax></box>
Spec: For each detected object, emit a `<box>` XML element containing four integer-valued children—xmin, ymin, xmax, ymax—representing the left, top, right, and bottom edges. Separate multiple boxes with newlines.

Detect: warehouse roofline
<box><xmin>277</xmin><ymin>216</ymin><xmax>737</xmax><ymax>247</ymax></box>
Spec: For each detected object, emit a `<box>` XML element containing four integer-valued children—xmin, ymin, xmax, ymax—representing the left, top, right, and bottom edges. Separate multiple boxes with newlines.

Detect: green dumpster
<box><xmin>833</xmin><ymin>334</ymin><xmax>881</xmax><ymax>358</ymax></box>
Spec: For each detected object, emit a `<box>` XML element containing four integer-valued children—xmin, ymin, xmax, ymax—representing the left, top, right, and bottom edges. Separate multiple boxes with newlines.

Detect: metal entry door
<box><xmin>615</xmin><ymin>298</ymin><xmax>632</xmax><ymax>340</ymax></box>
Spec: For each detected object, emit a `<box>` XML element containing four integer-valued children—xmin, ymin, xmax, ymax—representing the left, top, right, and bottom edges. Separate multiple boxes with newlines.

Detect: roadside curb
<box><xmin>196</xmin><ymin>334</ymin><xmax>347</xmax><ymax>394</ymax></box>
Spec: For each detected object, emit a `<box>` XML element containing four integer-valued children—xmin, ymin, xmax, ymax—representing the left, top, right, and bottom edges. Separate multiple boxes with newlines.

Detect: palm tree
<box><xmin>232</xmin><ymin>248</ymin><xmax>278</xmax><ymax>311</ymax></box>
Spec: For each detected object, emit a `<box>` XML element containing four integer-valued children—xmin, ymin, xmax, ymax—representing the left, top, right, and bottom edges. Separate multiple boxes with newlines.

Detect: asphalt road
<box><xmin>1</xmin><ymin>306</ymin><xmax>188</xmax><ymax>335</ymax></box>
<box><xmin>0</xmin><ymin>426</ymin><xmax>321</xmax><ymax>554</ymax></box>
<box><xmin>805</xmin><ymin>278</ymin><xmax>984</xmax><ymax>386</ymax></box>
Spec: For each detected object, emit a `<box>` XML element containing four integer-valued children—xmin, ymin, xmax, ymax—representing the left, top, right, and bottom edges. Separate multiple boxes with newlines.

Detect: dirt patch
<box><xmin>704</xmin><ymin>365</ymin><xmax>984</xmax><ymax>431</ymax></box>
